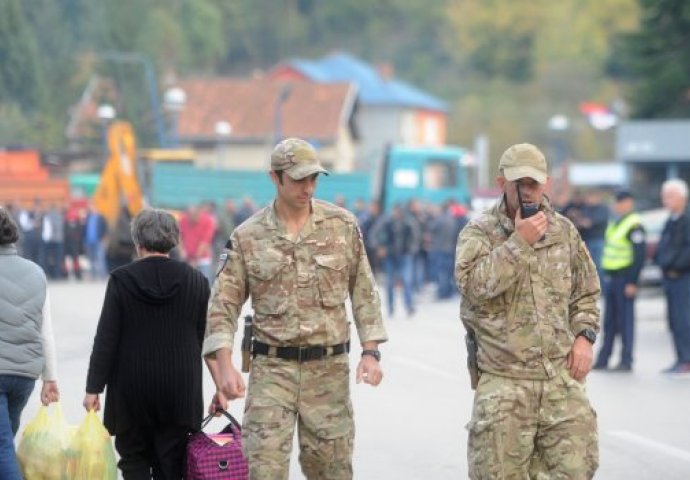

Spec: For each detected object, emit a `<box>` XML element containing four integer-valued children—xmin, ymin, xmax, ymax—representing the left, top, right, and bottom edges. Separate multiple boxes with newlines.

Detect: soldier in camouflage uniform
<box><xmin>202</xmin><ymin>138</ymin><xmax>388</xmax><ymax>480</ymax></box>
<box><xmin>455</xmin><ymin>143</ymin><xmax>601</xmax><ymax>479</ymax></box>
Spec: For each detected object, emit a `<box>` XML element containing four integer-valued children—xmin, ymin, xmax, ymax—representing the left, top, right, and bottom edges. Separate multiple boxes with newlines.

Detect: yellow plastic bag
<box><xmin>16</xmin><ymin>403</ymin><xmax>76</xmax><ymax>480</ymax></box>
<box><xmin>63</xmin><ymin>410</ymin><xmax>117</xmax><ymax>480</ymax></box>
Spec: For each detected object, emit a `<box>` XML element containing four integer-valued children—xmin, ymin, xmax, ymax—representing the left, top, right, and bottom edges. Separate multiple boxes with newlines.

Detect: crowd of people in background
<box><xmin>355</xmin><ymin>197</ymin><xmax>469</xmax><ymax>317</ymax></box>
<box><xmin>0</xmin><ymin>189</ymin><xmax>614</xmax><ymax>319</ymax></box>
<box><xmin>3</xmin><ymin>199</ymin><xmax>111</xmax><ymax>281</ymax></box>
<box><xmin>559</xmin><ymin>185</ymin><xmax>690</xmax><ymax>375</ymax></box>
<box><xmin>0</xmin><ymin>196</ymin><xmax>262</xmax><ymax>286</ymax></box>
<box><xmin>0</xmin><ymin>195</ymin><xmax>470</xmax><ymax>312</ymax></box>
<box><xmin>3</xmin><ymin>185</ymin><xmax>689</xmax><ymax>375</ymax></box>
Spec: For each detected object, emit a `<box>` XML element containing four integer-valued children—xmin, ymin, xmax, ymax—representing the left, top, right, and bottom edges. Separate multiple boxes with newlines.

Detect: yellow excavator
<box><xmin>91</xmin><ymin>121</ymin><xmax>145</xmax><ymax>229</ymax></box>
<box><xmin>90</xmin><ymin>121</ymin><xmax>145</xmax><ymax>269</ymax></box>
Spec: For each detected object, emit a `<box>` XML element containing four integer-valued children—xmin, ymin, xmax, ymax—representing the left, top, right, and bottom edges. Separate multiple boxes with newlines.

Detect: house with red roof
<box><xmin>270</xmin><ymin>52</ymin><xmax>448</xmax><ymax>170</ymax></box>
<box><xmin>66</xmin><ymin>74</ymin><xmax>359</xmax><ymax>172</ymax></box>
<box><xmin>67</xmin><ymin>53</ymin><xmax>446</xmax><ymax>176</ymax></box>
<box><xmin>175</xmin><ymin>77</ymin><xmax>359</xmax><ymax>171</ymax></box>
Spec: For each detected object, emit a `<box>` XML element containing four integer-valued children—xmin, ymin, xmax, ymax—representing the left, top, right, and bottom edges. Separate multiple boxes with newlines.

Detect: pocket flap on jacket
<box><xmin>313</xmin><ymin>254</ymin><xmax>347</xmax><ymax>271</ymax></box>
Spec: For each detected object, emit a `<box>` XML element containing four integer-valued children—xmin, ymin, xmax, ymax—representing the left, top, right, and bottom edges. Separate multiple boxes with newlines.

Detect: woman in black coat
<box><xmin>84</xmin><ymin>209</ymin><xmax>210</xmax><ymax>479</ymax></box>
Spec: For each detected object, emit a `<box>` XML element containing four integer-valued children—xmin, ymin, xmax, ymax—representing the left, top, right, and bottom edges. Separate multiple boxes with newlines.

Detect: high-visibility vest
<box><xmin>601</xmin><ymin>212</ymin><xmax>642</xmax><ymax>271</ymax></box>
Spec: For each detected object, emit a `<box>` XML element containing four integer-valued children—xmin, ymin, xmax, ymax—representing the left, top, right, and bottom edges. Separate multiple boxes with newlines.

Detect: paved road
<box><xmin>18</xmin><ymin>281</ymin><xmax>690</xmax><ymax>479</ymax></box>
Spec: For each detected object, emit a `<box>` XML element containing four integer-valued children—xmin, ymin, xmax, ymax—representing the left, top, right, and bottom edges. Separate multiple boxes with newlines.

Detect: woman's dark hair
<box><xmin>0</xmin><ymin>207</ymin><xmax>20</xmax><ymax>246</ymax></box>
<box><xmin>130</xmin><ymin>208</ymin><xmax>179</xmax><ymax>254</ymax></box>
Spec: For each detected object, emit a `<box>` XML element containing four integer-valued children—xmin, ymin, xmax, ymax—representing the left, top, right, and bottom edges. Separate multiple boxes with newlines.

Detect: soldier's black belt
<box><xmin>252</xmin><ymin>341</ymin><xmax>350</xmax><ymax>362</ymax></box>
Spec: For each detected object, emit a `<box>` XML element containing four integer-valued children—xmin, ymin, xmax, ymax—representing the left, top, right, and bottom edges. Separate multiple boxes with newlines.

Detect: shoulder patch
<box><xmin>215</xmin><ymin>252</ymin><xmax>229</xmax><ymax>278</ymax></box>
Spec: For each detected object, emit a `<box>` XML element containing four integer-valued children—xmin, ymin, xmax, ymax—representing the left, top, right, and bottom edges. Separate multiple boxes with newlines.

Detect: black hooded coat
<box><xmin>86</xmin><ymin>256</ymin><xmax>210</xmax><ymax>434</ymax></box>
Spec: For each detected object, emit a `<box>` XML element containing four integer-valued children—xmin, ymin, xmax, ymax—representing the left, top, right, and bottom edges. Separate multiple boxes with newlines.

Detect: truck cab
<box><xmin>379</xmin><ymin>145</ymin><xmax>471</xmax><ymax>211</ymax></box>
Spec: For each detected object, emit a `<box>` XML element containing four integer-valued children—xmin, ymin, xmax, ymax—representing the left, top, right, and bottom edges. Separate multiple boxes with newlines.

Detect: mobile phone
<box><xmin>516</xmin><ymin>183</ymin><xmax>539</xmax><ymax>218</ymax></box>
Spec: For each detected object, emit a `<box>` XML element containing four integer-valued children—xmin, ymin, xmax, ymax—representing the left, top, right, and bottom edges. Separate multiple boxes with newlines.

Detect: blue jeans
<box><xmin>86</xmin><ymin>241</ymin><xmax>107</xmax><ymax>279</ymax></box>
<box><xmin>45</xmin><ymin>241</ymin><xmax>65</xmax><ymax>279</ymax></box>
<box><xmin>384</xmin><ymin>254</ymin><xmax>415</xmax><ymax>315</ymax></box>
<box><xmin>662</xmin><ymin>273</ymin><xmax>690</xmax><ymax>364</ymax></box>
<box><xmin>0</xmin><ymin>375</ymin><xmax>36</xmax><ymax>480</ymax></box>
<box><xmin>412</xmin><ymin>252</ymin><xmax>426</xmax><ymax>292</ymax></box>
<box><xmin>430</xmin><ymin>251</ymin><xmax>456</xmax><ymax>299</ymax></box>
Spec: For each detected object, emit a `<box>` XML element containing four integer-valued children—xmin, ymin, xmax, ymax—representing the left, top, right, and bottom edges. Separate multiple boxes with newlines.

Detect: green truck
<box><xmin>148</xmin><ymin>145</ymin><xmax>471</xmax><ymax>211</ymax></box>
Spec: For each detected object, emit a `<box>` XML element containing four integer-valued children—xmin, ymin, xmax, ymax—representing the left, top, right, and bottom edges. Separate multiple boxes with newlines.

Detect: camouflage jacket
<box><xmin>455</xmin><ymin>196</ymin><xmax>600</xmax><ymax>380</ymax></box>
<box><xmin>202</xmin><ymin>199</ymin><xmax>387</xmax><ymax>356</ymax></box>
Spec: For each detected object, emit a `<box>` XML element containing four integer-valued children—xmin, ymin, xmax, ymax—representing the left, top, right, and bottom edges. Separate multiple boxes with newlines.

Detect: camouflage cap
<box><xmin>498</xmin><ymin>143</ymin><xmax>548</xmax><ymax>184</ymax></box>
<box><xmin>270</xmin><ymin>138</ymin><xmax>329</xmax><ymax>180</ymax></box>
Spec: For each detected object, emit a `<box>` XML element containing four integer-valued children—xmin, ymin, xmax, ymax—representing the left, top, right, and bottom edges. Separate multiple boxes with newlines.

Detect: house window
<box><xmin>393</xmin><ymin>169</ymin><xmax>420</xmax><ymax>188</ymax></box>
<box><xmin>423</xmin><ymin>118</ymin><xmax>440</xmax><ymax>145</ymax></box>
<box><xmin>424</xmin><ymin>160</ymin><xmax>457</xmax><ymax>189</ymax></box>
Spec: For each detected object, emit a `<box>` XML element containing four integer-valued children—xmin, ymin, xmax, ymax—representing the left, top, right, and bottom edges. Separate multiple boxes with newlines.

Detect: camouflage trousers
<box><xmin>243</xmin><ymin>354</ymin><xmax>354</xmax><ymax>480</ymax></box>
<box><xmin>466</xmin><ymin>368</ymin><xmax>598</xmax><ymax>479</ymax></box>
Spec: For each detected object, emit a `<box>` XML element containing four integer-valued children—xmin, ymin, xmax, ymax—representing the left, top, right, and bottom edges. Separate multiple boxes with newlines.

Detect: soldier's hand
<box><xmin>514</xmin><ymin>208</ymin><xmax>547</xmax><ymax>245</ymax></box>
<box><xmin>356</xmin><ymin>356</ymin><xmax>383</xmax><ymax>386</ymax></box>
<box><xmin>567</xmin><ymin>336</ymin><xmax>594</xmax><ymax>381</ymax></box>
<box><xmin>219</xmin><ymin>364</ymin><xmax>246</xmax><ymax>400</ymax></box>
<box><xmin>209</xmin><ymin>391</ymin><xmax>228</xmax><ymax>415</ymax></box>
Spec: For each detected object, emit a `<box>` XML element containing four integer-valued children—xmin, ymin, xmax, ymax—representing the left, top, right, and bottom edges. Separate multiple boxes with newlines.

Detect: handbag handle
<box><xmin>200</xmin><ymin>409</ymin><xmax>242</xmax><ymax>434</ymax></box>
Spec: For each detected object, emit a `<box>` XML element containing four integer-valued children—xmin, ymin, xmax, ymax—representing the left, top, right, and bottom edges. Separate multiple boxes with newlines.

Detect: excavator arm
<box><xmin>92</xmin><ymin>121</ymin><xmax>144</xmax><ymax>229</ymax></box>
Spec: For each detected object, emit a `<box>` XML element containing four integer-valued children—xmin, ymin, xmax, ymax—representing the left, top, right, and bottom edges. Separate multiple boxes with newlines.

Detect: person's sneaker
<box><xmin>662</xmin><ymin>363</ymin><xmax>690</xmax><ymax>375</ymax></box>
<box><xmin>612</xmin><ymin>363</ymin><xmax>632</xmax><ymax>372</ymax></box>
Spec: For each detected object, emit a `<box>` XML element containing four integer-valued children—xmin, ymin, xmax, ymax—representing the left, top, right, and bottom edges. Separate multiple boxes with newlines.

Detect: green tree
<box><xmin>0</xmin><ymin>0</ymin><xmax>648</xmax><ymax>156</ymax></box>
<box><xmin>619</xmin><ymin>0</ymin><xmax>690</xmax><ymax>118</ymax></box>
<box><xmin>0</xmin><ymin>0</ymin><xmax>47</xmax><ymax>111</ymax></box>
<box><xmin>180</xmin><ymin>0</ymin><xmax>225</xmax><ymax>72</ymax></box>
<box><xmin>446</xmin><ymin>0</ymin><xmax>546</xmax><ymax>83</ymax></box>
<box><xmin>20</xmin><ymin>0</ymin><xmax>93</xmax><ymax>147</ymax></box>
<box><xmin>445</xmin><ymin>0</ymin><xmax>639</xmax><ymax>161</ymax></box>
<box><xmin>0</xmin><ymin>103</ymin><xmax>36</xmax><ymax>145</ymax></box>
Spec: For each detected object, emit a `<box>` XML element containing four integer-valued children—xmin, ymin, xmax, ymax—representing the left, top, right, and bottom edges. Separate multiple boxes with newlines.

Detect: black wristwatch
<box><xmin>576</xmin><ymin>328</ymin><xmax>597</xmax><ymax>344</ymax></box>
<box><xmin>361</xmin><ymin>349</ymin><xmax>381</xmax><ymax>362</ymax></box>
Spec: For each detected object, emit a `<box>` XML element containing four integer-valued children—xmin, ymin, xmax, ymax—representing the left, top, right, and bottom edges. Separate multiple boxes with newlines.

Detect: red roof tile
<box><xmin>177</xmin><ymin>78</ymin><xmax>355</xmax><ymax>143</ymax></box>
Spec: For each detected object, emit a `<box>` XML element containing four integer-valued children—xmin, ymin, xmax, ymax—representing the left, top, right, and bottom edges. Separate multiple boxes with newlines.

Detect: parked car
<box><xmin>638</xmin><ymin>208</ymin><xmax>668</xmax><ymax>286</ymax></box>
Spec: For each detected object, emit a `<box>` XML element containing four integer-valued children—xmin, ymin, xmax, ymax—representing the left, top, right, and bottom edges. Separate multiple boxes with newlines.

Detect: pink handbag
<box><xmin>186</xmin><ymin>411</ymin><xmax>249</xmax><ymax>479</ymax></box>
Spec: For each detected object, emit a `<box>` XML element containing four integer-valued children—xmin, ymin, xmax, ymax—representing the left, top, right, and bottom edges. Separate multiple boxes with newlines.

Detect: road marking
<box><xmin>388</xmin><ymin>355</ymin><xmax>461</xmax><ymax>381</ymax></box>
<box><xmin>607</xmin><ymin>430</ymin><xmax>690</xmax><ymax>463</ymax></box>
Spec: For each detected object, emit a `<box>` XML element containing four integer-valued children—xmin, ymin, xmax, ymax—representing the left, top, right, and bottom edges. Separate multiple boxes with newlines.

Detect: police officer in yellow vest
<box><xmin>593</xmin><ymin>190</ymin><xmax>646</xmax><ymax>372</ymax></box>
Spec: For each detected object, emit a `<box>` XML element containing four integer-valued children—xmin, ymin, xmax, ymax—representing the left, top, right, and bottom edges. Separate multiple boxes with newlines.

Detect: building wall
<box><xmin>617</xmin><ymin>121</ymin><xmax>690</xmax><ymax>210</ymax></box>
<box><xmin>330</xmin><ymin>126</ymin><xmax>356</xmax><ymax>172</ymax></box>
<box><xmin>413</xmin><ymin>110</ymin><xmax>447</xmax><ymax>146</ymax></box>
<box><xmin>355</xmin><ymin>105</ymin><xmax>448</xmax><ymax>172</ymax></box>
<box><xmin>195</xmin><ymin>144</ymin><xmax>271</xmax><ymax>170</ymax></box>
<box><xmin>356</xmin><ymin>105</ymin><xmax>405</xmax><ymax>171</ymax></box>
<box><xmin>192</xmin><ymin>132</ymin><xmax>356</xmax><ymax>173</ymax></box>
